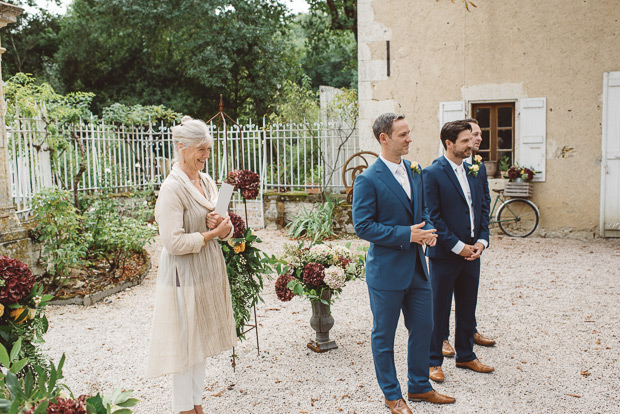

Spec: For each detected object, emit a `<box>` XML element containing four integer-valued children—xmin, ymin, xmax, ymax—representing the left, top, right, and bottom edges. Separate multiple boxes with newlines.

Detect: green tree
<box><xmin>55</xmin><ymin>0</ymin><xmax>296</xmax><ymax>119</ymax></box>
<box><xmin>1</xmin><ymin>0</ymin><xmax>63</xmax><ymax>85</ymax></box>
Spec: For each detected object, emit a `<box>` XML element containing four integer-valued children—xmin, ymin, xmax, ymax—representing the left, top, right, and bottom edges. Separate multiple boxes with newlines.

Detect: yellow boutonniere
<box><xmin>468</xmin><ymin>164</ymin><xmax>480</xmax><ymax>177</ymax></box>
<box><xmin>410</xmin><ymin>161</ymin><xmax>421</xmax><ymax>175</ymax></box>
<box><xmin>474</xmin><ymin>154</ymin><xmax>483</xmax><ymax>165</ymax></box>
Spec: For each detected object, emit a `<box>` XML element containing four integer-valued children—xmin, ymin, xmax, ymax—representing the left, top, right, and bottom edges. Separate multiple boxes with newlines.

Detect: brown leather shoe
<box><xmin>408</xmin><ymin>390</ymin><xmax>456</xmax><ymax>404</ymax></box>
<box><xmin>442</xmin><ymin>340</ymin><xmax>456</xmax><ymax>357</ymax></box>
<box><xmin>474</xmin><ymin>332</ymin><xmax>496</xmax><ymax>346</ymax></box>
<box><xmin>429</xmin><ymin>366</ymin><xmax>445</xmax><ymax>382</ymax></box>
<box><xmin>456</xmin><ymin>358</ymin><xmax>494</xmax><ymax>373</ymax></box>
<box><xmin>384</xmin><ymin>398</ymin><xmax>412</xmax><ymax>414</ymax></box>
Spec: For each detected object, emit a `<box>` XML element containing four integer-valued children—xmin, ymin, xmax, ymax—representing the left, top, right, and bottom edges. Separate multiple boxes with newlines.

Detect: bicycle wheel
<box><xmin>496</xmin><ymin>198</ymin><xmax>539</xmax><ymax>237</ymax></box>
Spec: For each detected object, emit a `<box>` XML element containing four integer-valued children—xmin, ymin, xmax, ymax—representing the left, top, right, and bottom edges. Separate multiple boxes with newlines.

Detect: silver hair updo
<box><xmin>171</xmin><ymin>115</ymin><xmax>213</xmax><ymax>164</ymax></box>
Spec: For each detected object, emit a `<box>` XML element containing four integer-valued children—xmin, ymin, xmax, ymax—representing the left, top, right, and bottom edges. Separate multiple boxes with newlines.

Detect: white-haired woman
<box><xmin>146</xmin><ymin>116</ymin><xmax>236</xmax><ymax>414</ymax></box>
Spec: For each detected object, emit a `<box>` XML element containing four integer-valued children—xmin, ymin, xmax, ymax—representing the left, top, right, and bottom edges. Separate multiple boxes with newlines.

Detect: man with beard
<box><xmin>423</xmin><ymin>120</ymin><xmax>493</xmax><ymax>383</ymax></box>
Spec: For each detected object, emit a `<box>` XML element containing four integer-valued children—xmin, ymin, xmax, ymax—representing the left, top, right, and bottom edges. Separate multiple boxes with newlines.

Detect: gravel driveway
<box><xmin>43</xmin><ymin>230</ymin><xmax>620</xmax><ymax>413</ymax></box>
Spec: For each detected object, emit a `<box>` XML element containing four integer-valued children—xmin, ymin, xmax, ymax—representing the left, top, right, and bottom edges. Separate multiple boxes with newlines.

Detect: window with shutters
<box><xmin>471</xmin><ymin>103</ymin><xmax>515</xmax><ymax>165</ymax></box>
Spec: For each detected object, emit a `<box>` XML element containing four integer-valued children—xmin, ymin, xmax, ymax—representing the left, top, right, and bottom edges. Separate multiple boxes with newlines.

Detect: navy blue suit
<box><xmin>443</xmin><ymin>161</ymin><xmax>491</xmax><ymax>340</ymax></box>
<box><xmin>423</xmin><ymin>156</ymin><xmax>490</xmax><ymax>366</ymax></box>
<box><xmin>353</xmin><ymin>158</ymin><xmax>434</xmax><ymax>400</ymax></box>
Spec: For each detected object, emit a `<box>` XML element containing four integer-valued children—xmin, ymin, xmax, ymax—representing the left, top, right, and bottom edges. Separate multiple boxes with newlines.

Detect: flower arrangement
<box><xmin>468</xmin><ymin>163</ymin><xmax>480</xmax><ymax>177</ymax></box>
<box><xmin>274</xmin><ymin>242</ymin><xmax>366</xmax><ymax>304</ymax></box>
<box><xmin>409</xmin><ymin>161</ymin><xmax>421</xmax><ymax>175</ymax></box>
<box><xmin>505</xmin><ymin>164</ymin><xmax>536</xmax><ymax>182</ymax></box>
<box><xmin>219</xmin><ymin>213</ymin><xmax>271</xmax><ymax>338</ymax></box>
<box><xmin>226</xmin><ymin>169</ymin><xmax>260</xmax><ymax>200</ymax></box>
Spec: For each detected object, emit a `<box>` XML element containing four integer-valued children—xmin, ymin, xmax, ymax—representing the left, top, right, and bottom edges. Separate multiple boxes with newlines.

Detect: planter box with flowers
<box><xmin>503</xmin><ymin>165</ymin><xmax>536</xmax><ymax>198</ymax></box>
<box><xmin>274</xmin><ymin>242</ymin><xmax>366</xmax><ymax>352</ymax></box>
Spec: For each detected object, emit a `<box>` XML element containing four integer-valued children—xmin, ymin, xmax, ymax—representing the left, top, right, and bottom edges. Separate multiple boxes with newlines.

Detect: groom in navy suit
<box><xmin>423</xmin><ymin>120</ymin><xmax>494</xmax><ymax>383</ymax></box>
<box><xmin>353</xmin><ymin>113</ymin><xmax>455</xmax><ymax>414</ymax></box>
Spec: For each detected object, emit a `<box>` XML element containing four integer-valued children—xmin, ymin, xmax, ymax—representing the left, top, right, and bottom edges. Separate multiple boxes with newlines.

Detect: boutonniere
<box><xmin>468</xmin><ymin>163</ymin><xmax>480</xmax><ymax>177</ymax></box>
<box><xmin>473</xmin><ymin>154</ymin><xmax>483</xmax><ymax>165</ymax></box>
<box><xmin>410</xmin><ymin>161</ymin><xmax>421</xmax><ymax>175</ymax></box>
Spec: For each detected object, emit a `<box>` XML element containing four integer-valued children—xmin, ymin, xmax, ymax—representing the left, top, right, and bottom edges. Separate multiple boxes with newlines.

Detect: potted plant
<box><xmin>503</xmin><ymin>164</ymin><xmax>536</xmax><ymax>197</ymax></box>
<box><xmin>273</xmin><ymin>242</ymin><xmax>365</xmax><ymax>352</ymax></box>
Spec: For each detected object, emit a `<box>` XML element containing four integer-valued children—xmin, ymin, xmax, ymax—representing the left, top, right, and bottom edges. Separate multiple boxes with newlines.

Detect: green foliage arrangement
<box><xmin>219</xmin><ymin>213</ymin><xmax>272</xmax><ymax>339</ymax></box>
<box><xmin>287</xmin><ymin>196</ymin><xmax>341</xmax><ymax>242</ymax></box>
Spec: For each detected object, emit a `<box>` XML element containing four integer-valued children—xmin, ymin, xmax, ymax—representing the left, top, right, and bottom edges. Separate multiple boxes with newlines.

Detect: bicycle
<box><xmin>489</xmin><ymin>188</ymin><xmax>540</xmax><ymax>237</ymax></box>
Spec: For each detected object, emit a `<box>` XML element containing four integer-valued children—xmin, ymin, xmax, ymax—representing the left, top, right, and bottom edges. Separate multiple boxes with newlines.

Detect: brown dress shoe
<box><xmin>456</xmin><ymin>358</ymin><xmax>494</xmax><ymax>373</ymax></box>
<box><xmin>474</xmin><ymin>332</ymin><xmax>496</xmax><ymax>346</ymax></box>
<box><xmin>429</xmin><ymin>366</ymin><xmax>445</xmax><ymax>382</ymax></box>
<box><xmin>384</xmin><ymin>398</ymin><xmax>412</xmax><ymax>414</ymax></box>
<box><xmin>442</xmin><ymin>340</ymin><xmax>456</xmax><ymax>357</ymax></box>
<box><xmin>408</xmin><ymin>390</ymin><xmax>456</xmax><ymax>404</ymax></box>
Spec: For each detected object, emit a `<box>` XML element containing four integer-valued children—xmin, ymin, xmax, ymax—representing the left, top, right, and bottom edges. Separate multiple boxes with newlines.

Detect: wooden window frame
<box><xmin>471</xmin><ymin>102</ymin><xmax>516</xmax><ymax>163</ymax></box>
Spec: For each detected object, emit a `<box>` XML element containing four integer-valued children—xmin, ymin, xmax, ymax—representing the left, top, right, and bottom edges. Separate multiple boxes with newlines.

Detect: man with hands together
<box><xmin>353</xmin><ymin>113</ymin><xmax>454</xmax><ymax>414</ymax></box>
<box><xmin>422</xmin><ymin>120</ymin><xmax>493</xmax><ymax>384</ymax></box>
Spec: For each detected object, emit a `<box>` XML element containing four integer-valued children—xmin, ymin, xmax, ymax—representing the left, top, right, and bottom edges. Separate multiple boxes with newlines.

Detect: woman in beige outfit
<box><xmin>146</xmin><ymin>116</ymin><xmax>237</xmax><ymax>414</ymax></box>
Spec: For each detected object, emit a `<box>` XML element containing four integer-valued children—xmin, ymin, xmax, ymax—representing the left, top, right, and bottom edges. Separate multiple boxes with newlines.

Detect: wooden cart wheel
<box><xmin>342</xmin><ymin>151</ymin><xmax>378</xmax><ymax>203</ymax></box>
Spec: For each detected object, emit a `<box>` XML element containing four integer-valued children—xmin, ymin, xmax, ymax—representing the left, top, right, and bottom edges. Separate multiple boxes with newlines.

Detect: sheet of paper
<box><xmin>215</xmin><ymin>182</ymin><xmax>235</xmax><ymax>216</ymax></box>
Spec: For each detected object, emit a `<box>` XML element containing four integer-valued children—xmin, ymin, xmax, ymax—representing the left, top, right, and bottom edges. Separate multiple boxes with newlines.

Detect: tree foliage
<box><xmin>54</xmin><ymin>0</ymin><xmax>295</xmax><ymax>119</ymax></box>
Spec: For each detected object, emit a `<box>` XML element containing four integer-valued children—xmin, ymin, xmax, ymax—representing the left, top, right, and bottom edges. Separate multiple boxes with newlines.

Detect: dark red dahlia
<box><xmin>302</xmin><ymin>263</ymin><xmax>325</xmax><ymax>288</ymax></box>
<box><xmin>275</xmin><ymin>273</ymin><xmax>295</xmax><ymax>302</ymax></box>
<box><xmin>229</xmin><ymin>212</ymin><xmax>246</xmax><ymax>238</ymax></box>
<box><xmin>507</xmin><ymin>166</ymin><xmax>519</xmax><ymax>179</ymax></box>
<box><xmin>46</xmin><ymin>395</ymin><xmax>87</xmax><ymax>414</ymax></box>
<box><xmin>0</xmin><ymin>256</ymin><xmax>35</xmax><ymax>304</ymax></box>
<box><xmin>339</xmin><ymin>257</ymin><xmax>352</xmax><ymax>269</ymax></box>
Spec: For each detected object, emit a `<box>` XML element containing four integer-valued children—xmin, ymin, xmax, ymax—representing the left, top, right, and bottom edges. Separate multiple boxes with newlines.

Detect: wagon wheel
<box><xmin>342</xmin><ymin>151</ymin><xmax>378</xmax><ymax>203</ymax></box>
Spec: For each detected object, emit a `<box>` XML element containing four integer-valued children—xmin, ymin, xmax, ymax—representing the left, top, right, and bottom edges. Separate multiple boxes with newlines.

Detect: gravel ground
<box><xmin>44</xmin><ymin>230</ymin><xmax>620</xmax><ymax>414</ymax></box>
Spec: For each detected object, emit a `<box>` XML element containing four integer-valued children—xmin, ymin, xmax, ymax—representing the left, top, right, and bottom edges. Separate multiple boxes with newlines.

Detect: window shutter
<box><xmin>438</xmin><ymin>101</ymin><xmax>465</xmax><ymax>156</ymax></box>
<box><xmin>518</xmin><ymin>98</ymin><xmax>546</xmax><ymax>181</ymax></box>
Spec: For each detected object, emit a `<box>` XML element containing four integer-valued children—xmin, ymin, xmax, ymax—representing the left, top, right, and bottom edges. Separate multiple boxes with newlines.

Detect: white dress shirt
<box><xmin>380</xmin><ymin>155</ymin><xmax>411</xmax><ymax>199</ymax></box>
<box><xmin>443</xmin><ymin>155</ymin><xmax>488</xmax><ymax>254</ymax></box>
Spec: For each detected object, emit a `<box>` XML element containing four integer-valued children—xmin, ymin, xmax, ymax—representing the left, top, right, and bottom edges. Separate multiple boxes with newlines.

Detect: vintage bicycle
<box><xmin>489</xmin><ymin>188</ymin><xmax>539</xmax><ymax>237</ymax></box>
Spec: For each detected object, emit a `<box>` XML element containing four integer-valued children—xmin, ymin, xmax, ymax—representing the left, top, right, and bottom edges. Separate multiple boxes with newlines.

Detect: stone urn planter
<box><xmin>483</xmin><ymin>161</ymin><xmax>498</xmax><ymax>178</ymax></box>
<box><xmin>307</xmin><ymin>290</ymin><xmax>338</xmax><ymax>353</ymax></box>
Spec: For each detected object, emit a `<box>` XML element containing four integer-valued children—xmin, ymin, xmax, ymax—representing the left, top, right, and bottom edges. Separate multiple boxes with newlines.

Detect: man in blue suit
<box><xmin>441</xmin><ymin>118</ymin><xmax>496</xmax><ymax>358</ymax></box>
<box><xmin>423</xmin><ymin>120</ymin><xmax>494</xmax><ymax>383</ymax></box>
<box><xmin>353</xmin><ymin>113</ymin><xmax>455</xmax><ymax>414</ymax></box>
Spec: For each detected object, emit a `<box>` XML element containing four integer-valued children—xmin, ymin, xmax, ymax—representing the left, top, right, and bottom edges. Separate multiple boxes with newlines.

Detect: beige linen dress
<box><xmin>146</xmin><ymin>165</ymin><xmax>237</xmax><ymax>379</ymax></box>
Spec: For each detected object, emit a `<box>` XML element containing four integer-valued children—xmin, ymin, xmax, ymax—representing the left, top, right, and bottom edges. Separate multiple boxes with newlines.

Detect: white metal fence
<box><xmin>8</xmin><ymin>114</ymin><xmax>358</xmax><ymax>228</ymax></box>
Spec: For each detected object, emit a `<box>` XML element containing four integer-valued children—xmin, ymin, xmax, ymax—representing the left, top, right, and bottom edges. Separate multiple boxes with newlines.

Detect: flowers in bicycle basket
<box><xmin>505</xmin><ymin>165</ymin><xmax>536</xmax><ymax>182</ymax></box>
<box><xmin>226</xmin><ymin>169</ymin><xmax>260</xmax><ymax>200</ymax></box>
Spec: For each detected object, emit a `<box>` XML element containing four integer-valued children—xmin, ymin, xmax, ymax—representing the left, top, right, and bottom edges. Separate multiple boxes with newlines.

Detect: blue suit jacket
<box><xmin>352</xmin><ymin>158</ymin><xmax>432</xmax><ymax>291</ymax></box>
<box><xmin>423</xmin><ymin>156</ymin><xmax>490</xmax><ymax>259</ymax></box>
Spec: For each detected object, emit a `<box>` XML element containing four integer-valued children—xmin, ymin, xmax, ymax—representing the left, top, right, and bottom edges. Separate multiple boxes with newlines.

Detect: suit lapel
<box><xmin>465</xmin><ymin>161</ymin><xmax>477</xmax><ymax>207</ymax></box>
<box><xmin>404</xmin><ymin>160</ymin><xmax>419</xmax><ymax>221</ymax></box>
<box><xmin>376</xmin><ymin>159</ymin><xmax>413</xmax><ymax>216</ymax></box>
<box><xmin>440</xmin><ymin>158</ymin><xmax>468</xmax><ymax>204</ymax></box>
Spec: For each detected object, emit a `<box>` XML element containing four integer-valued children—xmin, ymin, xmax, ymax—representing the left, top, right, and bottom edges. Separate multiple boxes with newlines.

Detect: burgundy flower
<box><xmin>0</xmin><ymin>256</ymin><xmax>35</xmax><ymax>304</ymax></box>
<box><xmin>507</xmin><ymin>166</ymin><xmax>519</xmax><ymax>179</ymax></box>
<box><xmin>46</xmin><ymin>395</ymin><xmax>87</xmax><ymax>414</ymax></box>
<box><xmin>229</xmin><ymin>212</ymin><xmax>246</xmax><ymax>238</ymax></box>
<box><xmin>302</xmin><ymin>263</ymin><xmax>325</xmax><ymax>288</ymax></box>
<box><xmin>226</xmin><ymin>169</ymin><xmax>260</xmax><ymax>200</ymax></box>
<box><xmin>275</xmin><ymin>273</ymin><xmax>295</xmax><ymax>302</ymax></box>
<box><xmin>339</xmin><ymin>257</ymin><xmax>352</xmax><ymax>270</ymax></box>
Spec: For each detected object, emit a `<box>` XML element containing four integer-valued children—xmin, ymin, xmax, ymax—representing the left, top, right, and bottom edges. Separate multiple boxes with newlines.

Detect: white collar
<box><xmin>380</xmin><ymin>154</ymin><xmax>405</xmax><ymax>175</ymax></box>
<box><xmin>444</xmin><ymin>155</ymin><xmax>464</xmax><ymax>171</ymax></box>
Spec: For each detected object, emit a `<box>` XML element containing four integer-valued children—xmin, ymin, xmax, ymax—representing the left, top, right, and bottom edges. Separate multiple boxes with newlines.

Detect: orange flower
<box><xmin>233</xmin><ymin>243</ymin><xmax>246</xmax><ymax>254</ymax></box>
<box><xmin>0</xmin><ymin>303</ymin><xmax>4</xmax><ymax>318</ymax></box>
<box><xmin>10</xmin><ymin>308</ymin><xmax>28</xmax><ymax>323</ymax></box>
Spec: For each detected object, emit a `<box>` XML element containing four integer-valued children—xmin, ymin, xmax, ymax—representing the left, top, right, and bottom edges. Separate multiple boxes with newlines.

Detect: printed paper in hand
<box><xmin>215</xmin><ymin>183</ymin><xmax>235</xmax><ymax>216</ymax></box>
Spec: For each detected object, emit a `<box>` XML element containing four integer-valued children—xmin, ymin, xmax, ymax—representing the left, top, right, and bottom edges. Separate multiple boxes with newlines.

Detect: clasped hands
<box><xmin>205</xmin><ymin>211</ymin><xmax>232</xmax><ymax>238</ymax></box>
<box><xmin>459</xmin><ymin>242</ymin><xmax>485</xmax><ymax>261</ymax></box>
<box><xmin>410</xmin><ymin>222</ymin><xmax>437</xmax><ymax>247</ymax></box>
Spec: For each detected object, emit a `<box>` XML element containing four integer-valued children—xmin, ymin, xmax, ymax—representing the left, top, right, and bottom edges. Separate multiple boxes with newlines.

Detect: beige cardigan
<box><xmin>146</xmin><ymin>165</ymin><xmax>236</xmax><ymax>378</ymax></box>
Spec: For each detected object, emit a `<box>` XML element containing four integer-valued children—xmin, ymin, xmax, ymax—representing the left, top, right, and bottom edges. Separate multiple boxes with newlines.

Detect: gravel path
<box><xmin>43</xmin><ymin>230</ymin><xmax>620</xmax><ymax>413</ymax></box>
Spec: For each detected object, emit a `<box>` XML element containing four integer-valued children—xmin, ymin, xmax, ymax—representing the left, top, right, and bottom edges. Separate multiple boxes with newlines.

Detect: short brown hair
<box><xmin>440</xmin><ymin>120</ymin><xmax>472</xmax><ymax>149</ymax></box>
<box><xmin>372</xmin><ymin>113</ymin><xmax>405</xmax><ymax>143</ymax></box>
<box><xmin>463</xmin><ymin>117</ymin><xmax>478</xmax><ymax>125</ymax></box>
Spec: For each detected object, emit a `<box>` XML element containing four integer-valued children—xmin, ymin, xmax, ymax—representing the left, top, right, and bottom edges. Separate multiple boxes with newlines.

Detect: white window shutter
<box><xmin>438</xmin><ymin>101</ymin><xmax>465</xmax><ymax>156</ymax></box>
<box><xmin>518</xmin><ymin>98</ymin><xmax>546</xmax><ymax>181</ymax></box>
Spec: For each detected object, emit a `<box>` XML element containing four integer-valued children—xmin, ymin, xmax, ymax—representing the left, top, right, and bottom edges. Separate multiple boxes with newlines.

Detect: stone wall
<box><xmin>263</xmin><ymin>192</ymin><xmax>355</xmax><ymax>235</ymax></box>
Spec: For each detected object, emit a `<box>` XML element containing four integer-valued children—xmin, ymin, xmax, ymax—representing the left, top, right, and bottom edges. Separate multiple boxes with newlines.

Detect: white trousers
<box><xmin>172</xmin><ymin>286</ymin><xmax>205</xmax><ymax>413</ymax></box>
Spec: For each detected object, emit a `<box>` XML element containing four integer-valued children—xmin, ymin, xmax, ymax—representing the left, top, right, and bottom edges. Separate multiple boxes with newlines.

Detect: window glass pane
<box><xmin>478</xmin><ymin>151</ymin><xmax>490</xmax><ymax>161</ymax></box>
<box><xmin>498</xmin><ymin>129</ymin><xmax>513</xmax><ymax>150</ymax></box>
<box><xmin>474</xmin><ymin>107</ymin><xmax>490</xmax><ymax>128</ymax></box>
<box><xmin>498</xmin><ymin>107</ymin><xmax>513</xmax><ymax>127</ymax></box>
<box><xmin>480</xmin><ymin>130</ymin><xmax>490</xmax><ymax>150</ymax></box>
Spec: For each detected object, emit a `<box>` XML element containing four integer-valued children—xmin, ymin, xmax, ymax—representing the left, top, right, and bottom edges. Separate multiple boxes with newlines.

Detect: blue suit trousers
<box><xmin>367</xmin><ymin>258</ymin><xmax>433</xmax><ymax>400</ymax></box>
